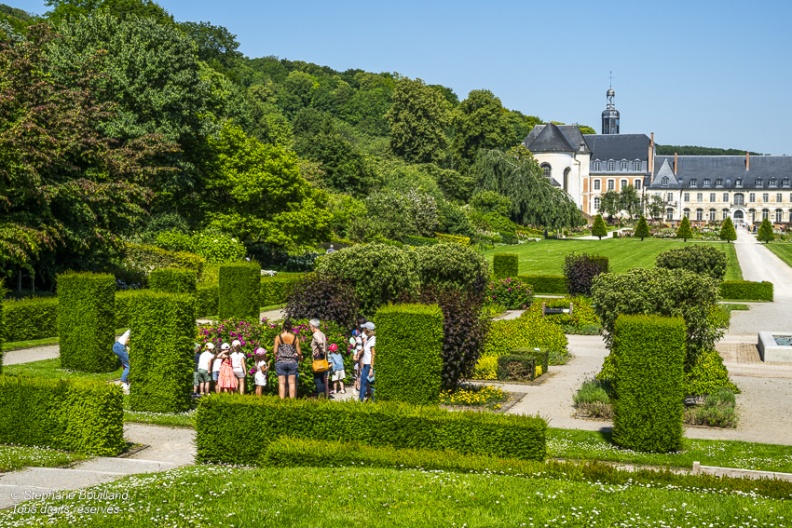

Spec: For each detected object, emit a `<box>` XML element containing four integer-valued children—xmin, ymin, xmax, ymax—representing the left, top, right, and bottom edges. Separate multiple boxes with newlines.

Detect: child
<box><xmin>328</xmin><ymin>343</ymin><xmax>345</xmax><ymax>394</ymax></box>
<box><xmin>217</xmin><ymin>343</ymin><xmax>237</xmax><ymax>393</ymax></box>
<box><xmin>196</xmin><ymin>343</ymin><xmax>216</xmax><ymax>396</ymax></box>
<box><xmin>254</xmin><ymin>347</ymin><xmax>269</xmax><ymax>396</ymax></box>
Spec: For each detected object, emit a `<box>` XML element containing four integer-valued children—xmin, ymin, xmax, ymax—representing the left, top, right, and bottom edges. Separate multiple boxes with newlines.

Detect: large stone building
<box><xmin>523</xmin><ymin>88</ymin><xmax>792</xmax><ymax>227</ymax></box>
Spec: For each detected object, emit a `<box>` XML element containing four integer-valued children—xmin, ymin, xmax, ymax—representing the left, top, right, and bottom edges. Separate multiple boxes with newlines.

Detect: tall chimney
<box><xmin>649</xmin><ymin>132</ymin><xmax>655</xmax><ymax>173</ymax></box>
<box><xmin>746</xmin><ymin>152</ymin><xmax>750</xmax><ymax>171</ymax></box>
<box><xmin>674</xmin><ymin>152</ymin><xmax>678</xmax><ymax>175</ymax></box>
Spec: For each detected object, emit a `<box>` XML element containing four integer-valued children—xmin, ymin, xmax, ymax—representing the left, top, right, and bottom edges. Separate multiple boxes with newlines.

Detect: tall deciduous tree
<box><xmin>386</xmin><ymin>77</ymin><xmax>450</xmax><ymax>164</ymax></box>
<box><xmin>620</xmin><ymin>185</ymin><xmax>641</xmax><ymax>220</ymax></box>
<box><xmin>676</xmin><ymin>216</ymin><xmax>693</xmax><ymax>242</ymax></box>
<box><xmin>757</xmin><ymin>218</ymin><xmax>775</xmax><ymax>243</ymax></box>
<box><xmin>599</xmin><ymin>190</ymin><xmax>621</xmax><ymax>221</ymax></box>
<box><xmin>452</xmin><ymin>90</ymin><xmax>512</xmax><ymax>169</ymax></box>
<box><xmin>645</xmin><ymin>194</ymin><xmax>666</xmax><ymax>221</ymax></box>
<box><xmin>719</xmin><ymin>217</ymin><xmax>737</xmax><ymax>243</ymax></box>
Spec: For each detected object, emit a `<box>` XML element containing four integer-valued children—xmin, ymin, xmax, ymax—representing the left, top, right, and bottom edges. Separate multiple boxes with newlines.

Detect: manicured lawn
<box><xmin>4</xmin><ymin>328</ymin><xmax>129</xmax><ymax>352</ymax></box>
<box><xmin>766</xmin><ymin>242</ymin><xmax>792</xmax><ymax>270</ymax></box>
<box><xmin>484</xmin><ymin>238</ymin><xmax>743</xmax><ymax>280</ymax></box>
<box><xmin>1</xmin><ymin>465</ymin><xmax>788</xmax><ymax>527</ymax></box>
<box><xmin>2</xmin><ymin>358</ymin><xmax>122</xmax><ymax>382</ymax></box>
<box><xmin>0</xmin><ymin>446</ymin><xmax>87</xmax><ymax>472</ymax></box>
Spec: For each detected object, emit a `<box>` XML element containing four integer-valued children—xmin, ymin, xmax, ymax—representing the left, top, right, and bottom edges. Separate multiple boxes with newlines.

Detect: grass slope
<box><xmin>484</xmin><ymin>238</ymin><xmax>742</xmax><ymax>280</ymax></box>
<box><xmin>766</xmin><ymin>243</ymin><xmax>792</xmax><ymax>270</ymax></box>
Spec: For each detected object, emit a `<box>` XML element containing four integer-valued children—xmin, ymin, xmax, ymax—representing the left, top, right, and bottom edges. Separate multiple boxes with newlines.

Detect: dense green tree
<box><xmin>386</xmin><ymin>77</ymin><xmax>450</xmax><ymax>164</ymax></box>
<box><xmin>470</xmin><ymin>190</ymin><xmax>512</xmax><ymax>217</ymax></box>
<box><xmin>592</xmin><ymin>215</ymin><xmax>608</xmax><ymax>240</ymax></box>
<box><xmin>423</xmin><ymin>163</ymin><xmax>474</xmax><ymax>203</ymax></box>
<box><xmin>620</xmin><ymin>185</ymin><xmax>641</xmax><ymax>219</ymax></box>
<box><xmin>45</xmin><ymin>0</ymin><xmax>175</xmax><ymax>25</ymax></box>
<box><xmin>719</xmin><ymin>216</ymin><xmax>737</xmax><ymax>243</ymax></box>
<box><xmin>634</xmin><ymin>215</ymin><xmax>650</xmax><ymax>241</ymax></box>
<box><xmin>599</xmin><ymin>190</ymin><xmax>621</xmax><ymax>220</ymax></box>
<box><xmin>179</xmin><ymin>21</ymin><xmax>242</xmax><ymax>75</ymax></box>
<box><xmin>676</xmin><ymin>216</ymin><xmax>693</xmax><ymax>241</ymax></box>
<box><xmin>656</xmin><ymin>245</ymin><xmax>727</xmax><ymax>280</ymax></box>
<box><xmin>645</xmin><ymin>194</ymin><xmax>666</xmax><ymax>221</ymax></box>
<box><xmin>342</xmin><ymin>72</ymin><xmax>394</xmax><ymax>136</ymax></box>
<box><xmin>506</xmin><ymin>110</ymin><xmax>542</xmax><ymax>146</ymax></box>
<box><xmin>578</xmin><ymin>125</ymin><xmax>596</xmax><ymax>134</ymax></box>
<box><xmin>757</xmin><ymin>218</ymin><xmax>775</xmax><ymax>243</ymax></box>
<box><xmin>452</xmin><ymin>90</ymin><xmax>512</xmax><ymax>168</ymax></box>
<box><xmin>0</xmin><ymin>4</ymin><xmax>39</xmax><ymax>39</ymax></box>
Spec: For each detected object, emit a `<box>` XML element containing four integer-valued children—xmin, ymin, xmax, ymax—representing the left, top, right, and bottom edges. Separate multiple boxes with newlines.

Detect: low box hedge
<box><xmin>435</xmin><ymin>233</ymin><xmax>471</xmax><ymax>246</ymax></box>
<box><xmin>0</xmin><ymin>376</ymin><xmax>124</xmax><ymax>455</ymax></box>
<box><xmin>612</xmin><ymin>314</ymin><xmax>686</xmax><ymax>453</ymax></box>
<box><xmin>149</xmin><ymin>267</ymin><xmax>198</xmax><ymax>294</ymax></box>
<box><xmin>2</xmin><ymin>296</ymin><xmax>58</xmax><ymax>343</ymax></box>
<box><xmin>375</xmin><ymin>304</ymin><xmax>444</xmax><ymax>404</ymax></box>
<box><xmin>497</xmin><ymin>355</ymin><xmax>536</xmax><ymax>381</ymax></box>
<box><xmin>518</xmin><ymin>274</ymin><xmax>568</xmax><ymax>294</ymax></box>
<box><xmin>219</xmin><ymin>262</ymin><xmax>261</xmax><ymax>321</ymax></box>
<box><xmin>512</xmin><ymin>347</ymin><xmax>549</xmax><ymax>376</ymax></box>
<box><xmin>260</xmin><ymin>273</ymin><xmax>305</xmax><ymax>307</ymax></box>
<box><xmin>57</xmin><ymin>272</ymin><xmax>117</xmax><ymax>372</ymax></box>
<box><xmin>196</xmin><ymin>395</ymin><xmax>547</xmax><ymax>464</ymax></box>
<box><xmin>719</xmin><ymin>280</ymin><xmax>773</xmax><ymax>301</ymax></box>
<box><xmin>493</xmin><ymin>253</ymin><xmax>519</xmax><ymax>278</ymax></box>
<box><xmin>129</xmin><ymin>291</ymin><xmax>196</xmax><ymax>413</ymax></box>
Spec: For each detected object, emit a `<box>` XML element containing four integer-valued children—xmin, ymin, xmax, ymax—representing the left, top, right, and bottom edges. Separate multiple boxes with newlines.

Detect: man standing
<box><xmin>113</xmin><ymin>330</ymin><xmax>131</xmax><ymax>394</ymax></box>
<box><xmin>196</xmin><ymin>343</ymin><xmax>216</xmax><ymax>395</ymax></box>
<box><xmin>359</xmin><ymin>322</ymin><xmax>376</xmax><ymax>402</ymax></box>
<box><xmin>309</xmin><ymin>318</ymin><xmax>330</xmax><ymax>398</ymax></box>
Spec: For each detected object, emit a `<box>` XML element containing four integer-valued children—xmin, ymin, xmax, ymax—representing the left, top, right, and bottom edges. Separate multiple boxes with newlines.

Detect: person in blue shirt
<box><xmin>328</xmin><ymin>343</ymin><xmax>346</xmax><ymax>394</ymax></box>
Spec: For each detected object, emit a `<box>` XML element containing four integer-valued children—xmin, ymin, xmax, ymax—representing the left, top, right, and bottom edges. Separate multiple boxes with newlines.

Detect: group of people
<box><xmin>192</xmin><ymin>316</ymin><xmax>377</xmax><ymax>402</ymax></box>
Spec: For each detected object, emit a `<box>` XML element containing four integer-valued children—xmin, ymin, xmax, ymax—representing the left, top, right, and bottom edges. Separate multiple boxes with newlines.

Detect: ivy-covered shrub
<box><xmin>0</xmin><ymin>376</ymin><xmax>124</xmax><ymax>455</ymax></box>
<box><xmin>260</xmin><ymin>273</ymin><xmax>306</xmax><ymax>306</ymax></box>
<box><xmin>219</xmin><ymin>262</ymin><xmax>261</xmax><ymax>322</ymax></box>
<box><xmin>149</xmin><ymin>267</ymin><xmax>198</xmax><ymax>294</ymax></box>
<box><xmin>719</xmin><ymin>280</ymin><xmax>774</xmax><ymax>301</ymax></box>
<box><xmin>315</xmin><ymin>243</ymin><xmax>420</xmax><ymax>314</ymax></box>
<box><xmin>512</xmin><ymin>347</ymin><xmax>549</xmax><ymax>376</ymax></box>
<box><xmin>563</xmin><ymin>253</ymin><xmax>609</xmax><ymax>296</ymax></box>
<box><xmin>486</xmin><ymin>277</ymin><xmax>534</xmax><ymax>309</ymax></box>
<box><xmin>526</xmin><ymin>296</ymin><xmax>601</xmax><ymax>334</ymax></box>
<box><xmin>57</xmin><ymin>272</ymin><xmax>117</xmax><ymax>372</ymax></box>
<box><xmin>195</xmin><ymin>395</ymin><xmax>547</xmax><ymax>464</ymax></box>
<box><xmin>285</xmin><ymin>275</ymin><xmax>359</xmax><ymax>328</ymax></box>
<box><xmin>493</xmin><ymin>253</ymin><xmax>519</xmax><ymax>278</ymax></box>
<box><xmin>195</xmin><ymin>284</ymin><xmax>219</xmax><ymax>318</ymax></box>
<box><xmin>497</xmin><ymin>355</ymin><xmax>536</xmax><ymax>381</ymax></box>
<box><xmin>518</xmin><ymin>274</ymin><xmax>568</xmax><ymax>294</ymax></box>
<box><xmin>2</xmin><ymin>296</ymin><xmax>58</xmax><ymax>342</ymax></box>
<box><xmin>655</xmin><ymin>245</ymin><xmax>727</xmax><ymax>280</ymax></box>
<box><xmin>612</xmin><ymin>315</ymin><xmax>686</xmax><ymax>453</ymax></box>
<box><xmin>376</xmin><ymin>304</ymin><xmax>444</xmax><ymax>404</ymax></box>
<box><xmin>416</xmin><ymin>243</ymin><xmax>489</xmax><ymax>297</ymax></box>
<box><xmin>129</xmin><ymin>291</ymin><xmax>195</xmax><ymax>413</ymax></box>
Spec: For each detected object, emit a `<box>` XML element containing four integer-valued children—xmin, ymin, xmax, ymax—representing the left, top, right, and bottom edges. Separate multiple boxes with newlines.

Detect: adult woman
<box><xmin>358</xmin><ymin>322</ymin><xmax>376</xmax><ymax>402</ymax></box>
<box><xmin>309</xmin><ymin>318</ymin><xmax>330</xmax><ymax>399</ymax></box>
<box><xmin>273</xmin><ymin>319</ymin><xmax>302</xmax><ymax>399</ymax></box>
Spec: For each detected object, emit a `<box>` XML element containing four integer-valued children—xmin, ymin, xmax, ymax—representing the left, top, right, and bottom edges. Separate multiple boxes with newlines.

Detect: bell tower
<box><xmin>601</xmin><ymin>76</ymin><xmax>620</xmax><ymax>134</ymax></box>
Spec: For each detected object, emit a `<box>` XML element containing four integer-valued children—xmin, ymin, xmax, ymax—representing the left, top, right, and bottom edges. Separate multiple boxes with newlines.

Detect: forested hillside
<box><xmin>1</xmin><ymin>0</ymin><xmax>585</xmax><ymax>289</ymax></box>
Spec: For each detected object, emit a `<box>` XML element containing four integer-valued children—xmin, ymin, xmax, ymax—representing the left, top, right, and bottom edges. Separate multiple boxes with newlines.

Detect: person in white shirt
<box><xmin>230</xmin><ymin>339</ymin><xmax>247</xmax><ymax>395</ymax></box>
<box><xmin>212</xmin><ymin>350</ymin><xmax>223</xmax><ymax>393</ymax></box>
<box><xmin>359</xmin><ymin>322</ymin><xmax>376</xmax><ymax>402</ymax></box>
<box><xmin>254</xmin><ymin>347</ymin><xmax>269</xmax><ymax>396</ymax></box>
<box><xmin>196</xmin><ymin>343</ymin><xmax>216</xmax><ymax>395</ymax></box>
<box><xmin>113</xmin><ymin>330</ymin><xmax>131</xmax><ymax>393</ymax></box>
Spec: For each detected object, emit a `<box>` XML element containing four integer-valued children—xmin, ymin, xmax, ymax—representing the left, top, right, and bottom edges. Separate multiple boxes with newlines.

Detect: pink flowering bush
<box><xmin>486</xmin><ymin>277</ymin><xmax>534</xmax><ymax>310</ymax></box>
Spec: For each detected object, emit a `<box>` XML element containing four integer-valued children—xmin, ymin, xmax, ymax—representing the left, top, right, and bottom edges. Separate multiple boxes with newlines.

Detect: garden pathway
<box><xmin>0</xmin><ymin>424</ymin><xmax>194</xmax><ymax>510</ymax></box>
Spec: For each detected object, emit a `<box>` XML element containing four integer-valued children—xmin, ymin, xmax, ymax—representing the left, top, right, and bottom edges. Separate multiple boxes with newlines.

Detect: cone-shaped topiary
<box><xmin>634</xmin><ymin>215</ymin><xmax>650</xmax><ymax>241</ymax></box>
<box><xmin>676</xmin><ymin>216</ymin><xmax>693</xmax><ymax>241</ymax></box>
<box><xmin>757</xmin><ymin>218</ymin><xmax>775</xmax><ymax>243</ymax></box>
<box><xmin>592</xmin><ymin>215</ymin><xmax>607</xmax><ymax>240</ymax></box>
<box><xmin>719</xmin><ymin>217</ymin><xmax>737</xmax><ymax>243</ymax></box>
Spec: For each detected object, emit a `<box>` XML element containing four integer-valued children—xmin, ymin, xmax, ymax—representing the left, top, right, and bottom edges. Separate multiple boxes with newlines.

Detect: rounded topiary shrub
<box><xmin>492</xmin><ymin>253</ymin><xmax>519</xmax><ymax>279</ymax></box>
<box><xmin>416</xmin><ymin>243</ymin><xmax>489</xmax><ymax>297</ymax></box>
<box><xmin>655</xmin><ymin>245</ymin><xmax>727</xmax><ymax>280</ymax></box>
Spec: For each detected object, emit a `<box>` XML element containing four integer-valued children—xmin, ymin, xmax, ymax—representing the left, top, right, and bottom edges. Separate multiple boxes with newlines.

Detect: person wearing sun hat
<box><xmin>230</xmin><ymin>339</ymin><xmax>247</xmax><ymax>395</ymax></box>
<box><xmin>217</xmin><ymin>342</ymin><xmax>237</xmax><ymax>393</ymax></box>
<box><xmin>328</xmin><ymin>343</ymin><xmax>345</xmax><ymax>394</ymax></box>
<box><xmin>253</xmin><ymin>347</ymin><xmax>269</xmax><ymax>396</ymax></box>
<box><xmin>196</xmin><ymin>342</ymin><xmax>216</xmax><ymax>395</ymax></box>
<box><xmin>309</xmin><ymin>318</ymin><xmax>330</xmax><ymax>399</ymax></box>
<box><xmin>359</xmin><ymin>321</ymin><xmax>376</xmax><ymax>402</ymax></box>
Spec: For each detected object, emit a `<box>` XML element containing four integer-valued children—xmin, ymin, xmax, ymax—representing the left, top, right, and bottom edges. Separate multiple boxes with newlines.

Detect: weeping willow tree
<box><xmin>473</xmin><ymin>147</ymin><xmax>584</xmax><ymax>229</ymax></box>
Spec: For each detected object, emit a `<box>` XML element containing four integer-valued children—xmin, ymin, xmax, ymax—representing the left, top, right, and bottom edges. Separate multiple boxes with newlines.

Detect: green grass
<box><xmin>2</xmin><ymin>358</ymin><xmax>122</xmax><ymax>382</ymax></box>
<box><xmin>766</xmin><ymin>242</ymin><xmax>792</xmax><ymax>270</ymax></box>
<box><xmin>3</xmin><ymin>328</ymin><xmax>129</xmax><ymax>352</ymax></box>
<box><xmin>484</xmin><ymin>238</ymin><xmax>743</xmax><ymax>280</ymax></box>
<box><xmin>548</xmin><ymin>428</ymin><xmax>792</xmax><ymax>472</ymax></box>
<box><xmin>123</xmin><ymin>409</ymin><xmax>196</xmax><ymax>428</ymax></box>
<box><xmin>0</xmin><ymin>445</ymin><xmax>87</xmax><ymax>472</ymax></box>
<box><xmin>1</xmin><ymin>464</ymin><xmax>789</xmax><ymax>527</ymax></box>
<box><xmin>721</xmin><ymin>303</ymin><xmax>750</xmax><ymax>311</ymax></box>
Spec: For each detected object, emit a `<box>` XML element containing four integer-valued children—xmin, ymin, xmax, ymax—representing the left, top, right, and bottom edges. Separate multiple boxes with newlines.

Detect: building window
<box><xmin>776</xmin><ymin>210</ymin><xmax>783</xmax><ymax>223</ymax></box>
<box><xmin>541</xmin><ymin>164</ymin><xmax>551</xmax><ymax>178</ymax></box>
<box><xmin>710</xmin><ymin>193</ymin><xmax>716</xmax><ymax>202</ymax></box>
<box><xmin>593</xmin><ymin>179</ymin><xmax>601</xmax><ymax>190</ymax></box>
<box><xmin>763</xmin><ymin>193</ymin><xmax>769</xmax><ymax>202</ymax></box>
<box><xmin>608</xmin><ymin>161</ymin><xmax>615</xmax><ymax>171</ymax></box>
<box><xmin>770</xmin><ymin>178</ymin><xmax>778</xmax><ymax>188</ymax></box>
<box><xmin>789</xmin><ymin>211</ymin><xmax>792</xmax><ymax>223</ymax></box>
<box><xmin>734</xmin><ymin>193</ymin><xmax>744</xmax><ymax>205</ymax></box>
<box><xmin>620</xmin><ymin>161</ymin><xmax>628</xmax><ymax>171</ymax></box>
<box><xmin>749</xmin><ymin>193</ymin><xmax>756</xmax><ymax>202</ymax></box>
<box><xmin>593</xmin><ymin>161</ymin><xmax>601</xmax><ymax>171</ymax></box>
<box><xmin>757</xmin><ymin>178</ymin><xmax>764</xmax><ymax>188</ymax></box>
<box><xmin>684</xmin><ymin>192</ymin><xmax>690</xmax><ymax>202</ymax></box>
<box><xmin>607</xmin><ymin>180</ymin><xmax>615</xmax><ymax>190</ymax></box>
<box><xmin>723</xmin><ymin>209</ymin><xmax>730</xmax><ymax>220</ymax></box>
<box><xmin>635</xmin><ymin>179</ymin><xmax>641</xmax><ymax>190</ymax></box>
<box><xmin>683</xmin><ymin>209</ymin><xmax>690</xmax><ymax>218</ymax></box>
<box><xmin>777</xmin><ymin>193</ymin><xmax>783</xmax><ymax>203</ymax></box>
<box><xmin>735</xmin><ymin>179</ymin><xmax>743</xmax><ymax>188</ymax></box>
<box><xmin>703</xmin><ymin>178</ymin><xmax>711</xmax><ymax>187</ymax></box>
<box><xmin>750</xmin><ymin>209</ymin><xmax>756</xmax><ymax>222</ymax></box>
<box><xmin>762</xmin><ymin>209</ymin><xmax>769</xmax><ymax>220</ymax></box>
<box><xmin>784</xmin><ymin>179</ymin><xmax>791</xmax><ymax>188</ymax></box>
<box><xmin>633</xmin><ymin>160</ymin><xmax>641</xmax><ymax>170</ymax></box>
<box><xmin>696</xmin><ymin>209</ymin><xmax>703</xmax><ymax>221</ymax></box>
<box><xmin>667</xmin><ymin>192</ymin><xmax>673</xmax><ymax>202</ymax></box>
<box><xmin>594</xmin><ymin>197</ymin><xmax>601</xmax><ymax>211</ymax></box>
<box><xmin>563</xmin><ymin>168</ymin><xmax>570</xmax><ymax>193</ymax></box>
<box><xmin>697</xmin><ymin>193</ymin><xmax>703</xmax><ymax>202</ymax></box>
<box><xmin>621</xmin><ymin>179</ymin><xmax>628</xmax><ymax>190</ymax></box>
<box><xmin>715</xmin><ymin>178</ymin><xmax>723</xmax><ymax>187</ymax></box>
<box><xmin>661</xmin><ymin>176</ymin><xmax>669</xmax><ymax>186</ymax></box>
<box><xmin>723</xmin><ymin>193</ymin><xmax>729</xmax><ymax>202</ymax></box>
<box><xmin>689</xmin><ymin>179</ymin><xmax>697</xmax><ymax>187</ymax></box>
<box><xmin>709</xmin><ymin>209</ymin><xmax>716</xmax><ymax>221</ymax></box>
<box><xmin>666</xmin><ymin>208</ymin><xmax>674</xmax><ymax>221</ymax></box>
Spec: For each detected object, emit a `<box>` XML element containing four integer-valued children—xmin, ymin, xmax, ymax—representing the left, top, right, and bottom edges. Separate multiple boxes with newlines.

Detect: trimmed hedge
<box><xmin>129</xmin><ymin>291</ymin><xmax>196</xmax><ymax>413</ymax></box>
<box><xmin>612</xmin><ymin>315</ymin><xmax>686</xmax><ymax>453</ymax></box>
<box><xmin>0</xmin><ymin>296</ymin><xmax>3</xmax><ymax>373</ymax></box>
<box><xmin>260</xmin><ymin>273</ymin><xmax>305</xmax><ymax>306</ymax></box>
<box><xmin>114</xmin><ymin>290</ymin><xmax>148</xmax><ymax>329</ymax></box>
<box><xmin>719</xmin><ymin>280</ymin><xmax>773</xmax><ymax>301</ymax></box>
<box><xmin>656</xmin><ymin>245</ymin><xmax>727</xmax><ymax>280</ymax></box>
<box><xmin>497</xmin><ymin>355</ymin><xmax>536</xmax><ymax>381</ymax></box>
<box><xmin>376</xmin><ymin>304</ymin><xmax>444</xmax><ymax>404</ymax></box>
<box><xmin>122</xmin><ymin>242</ymin><xmax>204</xmax><ymax>275</ymax></box>
<box><xmin>0</xmin><ymin>376</ymin><xmax>124</xmax><ymax>455</ymax></box>
<box><xmin>196</xmin><ymin>284</ymin><xmax>219</xmax><ymax>317</ymax></box>
<box><xmin>218</xmin><ymin>262</ymin><xmax>261</xmax><ymax>321</ymax></box>
<box><xmin>57</xmin><ymin>272</ymin><xmax>117</xmax><ymax>372</ymax></box>
<box><xmin>512</xmin><ymin>347</ymin><xmax>549</xmax><ymax>376</ymax></box>
<box><xmin>149</xmin><ymin>267</ymin><xmax>198</xmax><ymax>294</ymax></box>
<box><xmin>195</xmin><ymin>395</ymin><xmax>547</xmax><ymax>464</ymax></box>
<box><xmin>435</xmin><ymin>233</ymin><xmax>471</xmax><ymax>246</ymax></box>
<box><xmin>493</xmin><ymin>253</ymin><xmax>519</xmax><ymax>278</ymax></box>
<box><xmin>2</xmin><ymin>296</ymin><xmax>58</xmax><ymax>342</ymax></box>
<box><xmin>518</xmin><ymin>274</ymin><xmax>568</xmax><ymax>294</ymax></box>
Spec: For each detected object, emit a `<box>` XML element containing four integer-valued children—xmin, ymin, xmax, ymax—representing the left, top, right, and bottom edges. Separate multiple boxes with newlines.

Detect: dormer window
<box><xmin>703</xmin><ymin>178</ymin><xmax>711</xmax><ymax>187</ymax></box>
<box><xmin>661</xmin><ymin>176</ymin><xmax>669</xmax><ymax>186</ymax></box>
<box><xmin>715</xmin><ymin>178</ymin><xmax>723</xmax><ymax>187</ymax></box>
<box><xmin>735</xmin><ymin>179</ymin><xmax>743</xmax><ymax>188</ymax></box>
<box><xmin>593</xmin><ymin>161</ymin><xmax>601</xmax><ymax>171</ymax></box>
<box><xmin>608</xmin><ymin>161</ymin><xmax>615</xmax><ymax>171</ymax></box>
<box><xmin>783</xmin><ymin>179</ymin><xmax>790</xmax><ymax>188</ymax></box>
<box><xmin>620</xmin><ymin>161</ymin><xmax>628</xmax><ymax>171</ymax></box>
<box><xmin>770</xmin><ymin>178</ymin><xmax>778</xmax><ymax>188</ymax></box>
<box><xmin>756</xmin><ymin>178</ymin><xmax>764</xmax><ymax>188</ymax></box>
<box><xmin>689</xmin><ymin>179</ymin><xmax>697</xmax><ymax>187</ymax></box>
<box><xmin>633</xmin><ymin>160</ymin><xmax>641</xmax><ymax>170</ymax></box>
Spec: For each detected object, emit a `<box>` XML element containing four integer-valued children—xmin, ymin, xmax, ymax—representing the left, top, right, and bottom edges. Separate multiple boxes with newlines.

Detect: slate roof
<box><xmin>583</xmin><ymin>134</ymin><xmax>651</xmax><ymax>162</ymax></box>
<box><xmin>523</xmin><ymin>123</ymin><xmax>576</xmax><ymax>153</ymax></box>
<box><xmin>650</xmin><ymin>156</ymin><xmax>792</xmax><ymax>190</ymax></box>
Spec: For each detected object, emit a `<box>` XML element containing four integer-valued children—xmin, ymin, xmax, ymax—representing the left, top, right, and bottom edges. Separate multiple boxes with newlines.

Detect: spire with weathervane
<box><xmin>601</xmin><ymin>72</ymin><xmax>620</xmax><ymax>135</ymax></box>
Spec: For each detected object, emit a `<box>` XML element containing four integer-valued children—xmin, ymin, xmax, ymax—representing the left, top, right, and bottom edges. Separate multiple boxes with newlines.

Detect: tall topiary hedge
<box><xmin>196</xmin><ymin>395</ymin><xmax>547</xmax><ymax>464</ymax></box>
<box><xmin>2</xmin><ymin>297</ymin><xmax>59</xmax><ymax>342</ymax></box>
<box><xmin>0</xmin><ymin>376</ymin><xmax>124</xmax><ymax>455</ymax></box>
<box><xmin>493</xmin><ymin>253</ymin><xmax>519</xmax><ymax>278</ymax></box>
<box><xmin>57</xmin><ymin>272</ymin><xmax>117</xmax><ymax>372</ymax></box>
<box><xmin>129</xmin><ymin>291</ymin><xmax>196</xmax><ymax>413</ymax></box>
<box><xmin>260</xmin><ymin>273</ymin><xmax>305</xmax><ymax>306</ymax></box>
<box><xmin>218</xmin><ymin>262</ymin><xmax>261</xmax><ymax>321</ymax></box>
<box><xmin>0</xmin><ymin>292</ymin><xmax>4</xmax><ymax>374</ymax></box>
<box><xmin>376</xmin><ymin>304</ymin><xmax>444</xmax><ymax>404</ymax></box>
<box><xmin>656</xmin><ymin>245</ymin><xmax>727</xmax><ymax>280</ymax></box>
<box><xmin>612</xmin><ymin>314</ymin><xmax>686</xmax><ymax>453</ymax></box>
<box><xmin>195</xmin><ymin>284</ymin><xmax>219</xmax><ymax>317</ymax></box>
<box><xmin>149</xmin><ymin>267</ymin><xmax>198</xmax><ymax>294</ymax></box>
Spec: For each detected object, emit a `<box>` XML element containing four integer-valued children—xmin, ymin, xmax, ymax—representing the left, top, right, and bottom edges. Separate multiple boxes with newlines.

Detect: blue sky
<box><xmin>10</xmin><ymin>0</ymin><xmax>792</xmax><ymax>154</ymax></box>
